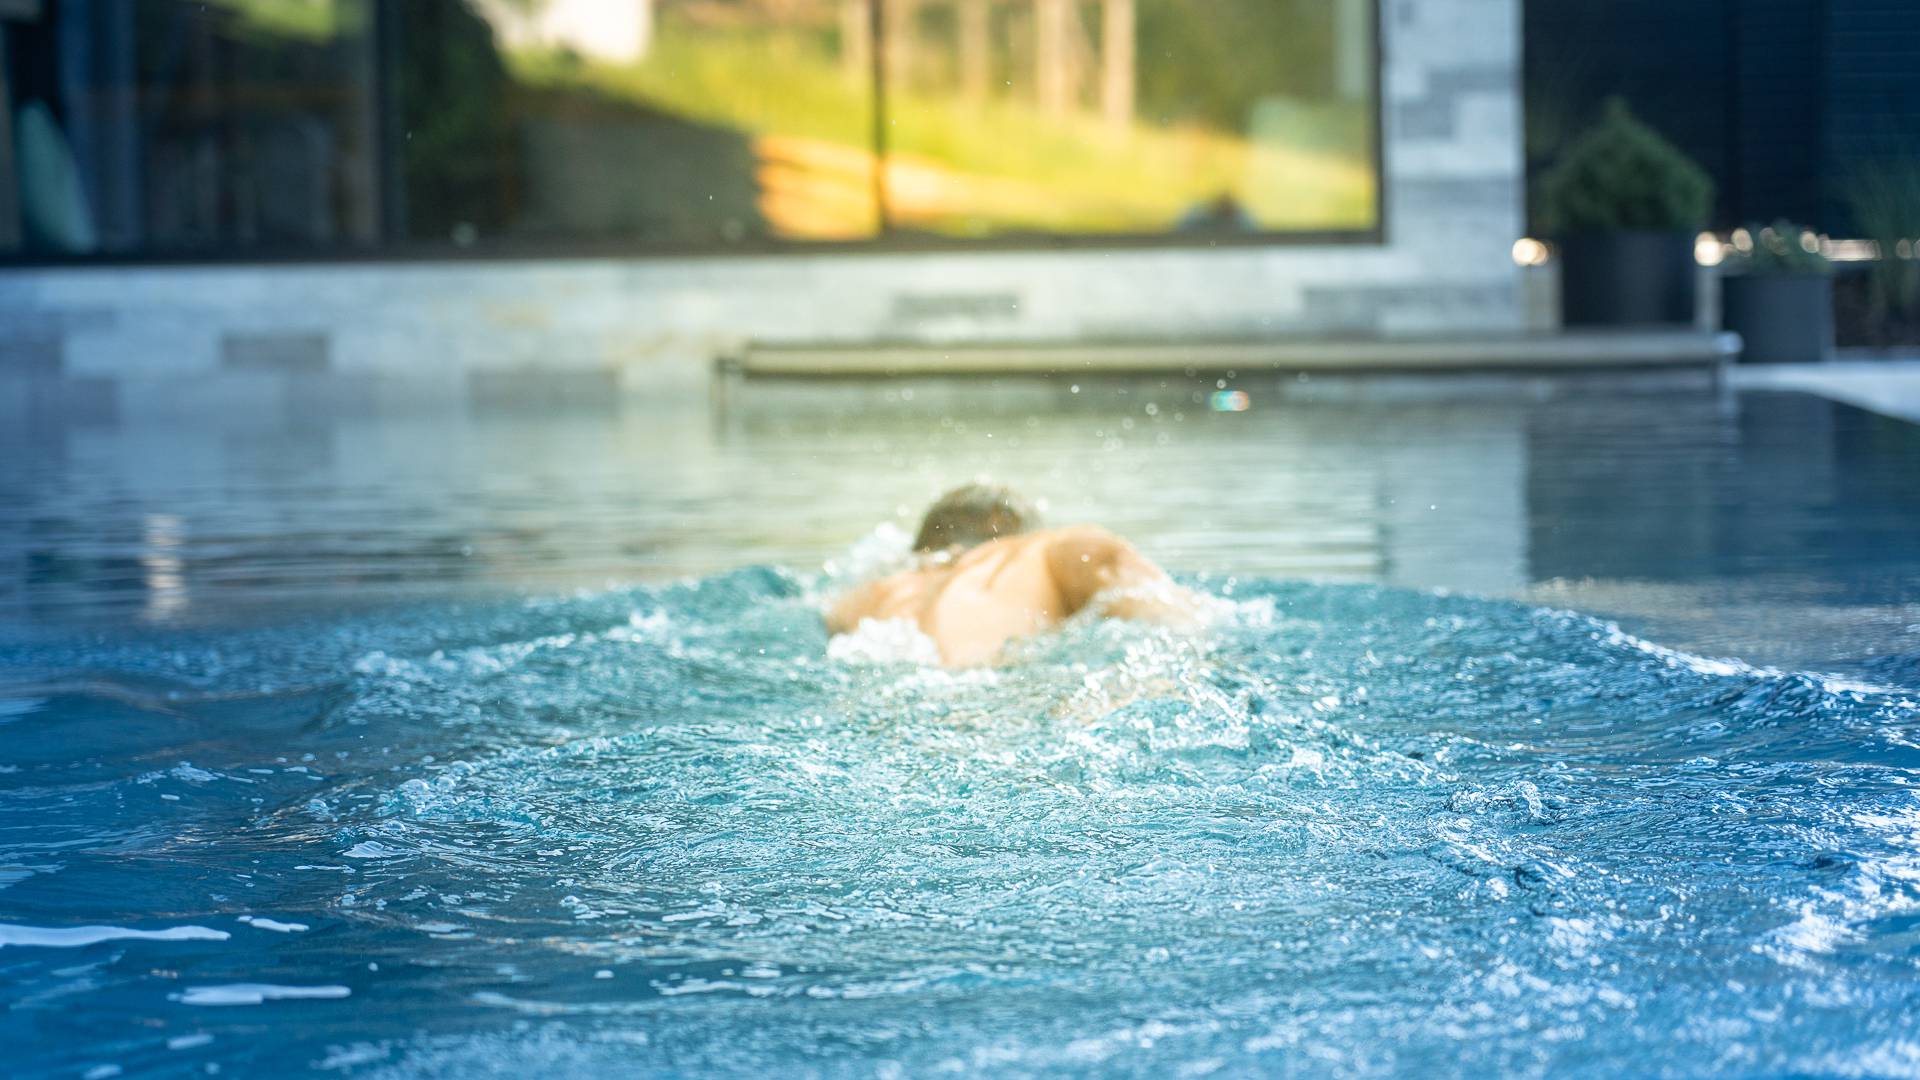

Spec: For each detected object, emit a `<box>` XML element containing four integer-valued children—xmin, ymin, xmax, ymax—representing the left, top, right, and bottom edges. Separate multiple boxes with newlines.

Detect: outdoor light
<box><xmin>1694</xmin><ymin>232</ymin><xmax>1725</xmax><ymax>267</ymax></box>
<box><xmin>1822</xmin><ymin>238</ymin><xmax>1877</xmax><ymax>261</ymax></box>
<box><xmin>1511</xmin><ymin>237</ymin><xmax>1550</xmax><ymax>267</ymax></box>
<box><xmin>1731</xmin><ymin>227</ymin><xmax>1754</xmax><ymax>253</ymax></box>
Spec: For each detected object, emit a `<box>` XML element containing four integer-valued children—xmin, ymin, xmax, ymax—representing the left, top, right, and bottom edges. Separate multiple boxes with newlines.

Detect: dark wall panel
<box><xmin>1527</xmin><ymin>0</ymin><xmax>1920</xmax><ymax>233</ymax></box>
<box><xmin>1824</xmin><ymin>0</ymin><xmax>1920</xmax><ymax>228</ymax></box>
<box><xmin>1730</xmin><ymin>0</ymin><xmax>1824</xmax><ymax>226</ymax></box>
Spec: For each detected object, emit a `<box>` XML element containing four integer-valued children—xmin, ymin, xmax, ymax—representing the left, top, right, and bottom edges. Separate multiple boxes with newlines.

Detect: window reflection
<box><xmin>478</xmin><ymin>0</ymin><xmax>880</xmax><ymax>242</ymax></box>
<box><xmin>877</xmin><ymin>0</ymin><xmax>1377</xmax><ymax>237</ymax></box>
<box><xmin>0</xmin><ymin>0</ymin><xmax>1378</xmax><ymax>256</ymax></box>
<box><xmin>3</xmin><ymin>0</ymin><xmax>383</xmax><ymax>255</ymax></box>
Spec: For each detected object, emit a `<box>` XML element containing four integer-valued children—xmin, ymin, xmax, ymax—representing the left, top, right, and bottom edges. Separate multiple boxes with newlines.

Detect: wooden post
<box><xmin>959</xmin><ymin>0</ymin><xmax>990</xmax><ymax>103</ymax></box>
<box><xmin>1100</xmin><ymin>0</ymin><xmax>1132</xmax><ymax>131</ymax></box>
<box><xmin>1035</xmin><ymin>0</ymin><xmax>1069</xmax><ymax>116</ymax></box>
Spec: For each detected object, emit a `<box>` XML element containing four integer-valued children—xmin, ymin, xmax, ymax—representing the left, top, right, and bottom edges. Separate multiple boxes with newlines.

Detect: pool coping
<box><xmin>720</xmin><ymin>329</ymin><xmax>1743</xmax><ymax>379</ymax></box>
<box><xmin>1728</xmin><ymin>358</ymin><xmax>1920</xmax><ymax>425</ymax></box>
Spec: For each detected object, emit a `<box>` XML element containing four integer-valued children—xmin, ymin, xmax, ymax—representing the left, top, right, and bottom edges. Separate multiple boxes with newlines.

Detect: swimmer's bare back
<box><xmin>826</xmin><ymin>525</ymin><xmax>1201</xmax><ymax>667</ymax></box>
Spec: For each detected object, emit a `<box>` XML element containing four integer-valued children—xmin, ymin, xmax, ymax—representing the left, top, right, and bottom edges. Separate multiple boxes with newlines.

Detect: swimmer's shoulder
<box><xmin>1038</xmin><ymin>523</ymin><xmax>1127</xmax><ymax>547</ymax></box>
<box><xmin>1036</xmin><ymin>526</ymin><xmax>1157</xmax><ymax>613</ymax></box>
<box><xmin>826</xmin><ymin>558</ymin><xmax>957</xmax><ymax>633</ymax></box>
<box><xmin>826</xmin><ymin>568</ymin><xmax>915</xmax><ymax>633</ymax></box>
<box><xmin>945</xmin><ymin>526</ymin><xmax>1123</xmax><ymax>566</ymax></box>
<box><xmin>1039</xmin><ymin>525</ymin><xmax>1138</xmax><ymax>570</ymax></box>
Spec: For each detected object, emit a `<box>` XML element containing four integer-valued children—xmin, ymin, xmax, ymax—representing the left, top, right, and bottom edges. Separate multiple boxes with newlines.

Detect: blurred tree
<box><xmin>1132</xmin><ymin>0</ymin><xmax>1340</xmax><ymax>131</ymax></box>
<box><xmin>395</xmin><ymin>0</ymin><xmax>521</xmax><ymax>240</ymax></box>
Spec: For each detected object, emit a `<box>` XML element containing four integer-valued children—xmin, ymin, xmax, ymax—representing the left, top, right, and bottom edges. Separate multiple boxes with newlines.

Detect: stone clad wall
<box><xmin>0</xmin><ymin>0</ymin><xmax>1523</xmax><ymax>418</ymax></box>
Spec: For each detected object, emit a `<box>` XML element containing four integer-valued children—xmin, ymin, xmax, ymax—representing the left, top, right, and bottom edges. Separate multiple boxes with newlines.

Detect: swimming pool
<box><xmin>4</xmin><ymin>379</ymin><xmax>1920</xmax><ymax>1077</ymax></box>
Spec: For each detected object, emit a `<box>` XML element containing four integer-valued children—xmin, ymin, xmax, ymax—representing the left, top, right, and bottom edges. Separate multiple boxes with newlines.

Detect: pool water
<box><xmin>3</xmin><ymin>380</ymin><xmax>1920</xmax><ymax>1077</ymax></box>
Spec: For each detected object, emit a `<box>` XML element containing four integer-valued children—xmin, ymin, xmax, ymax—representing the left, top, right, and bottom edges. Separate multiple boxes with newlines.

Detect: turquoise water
<box><xmin>6</xmin><ymin>570</ymin><xmax>1920</xmax><ymax>1076</ymax></box>
<box><xmin>4</xmin><ymin>384</ymin><xmax>1920</xmax><ymax>1076</ymax></box>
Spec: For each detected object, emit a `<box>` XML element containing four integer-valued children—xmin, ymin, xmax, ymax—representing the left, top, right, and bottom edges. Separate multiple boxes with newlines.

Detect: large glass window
<box><xmin>464</xmin><ymin>0</ymin><xmax>880</xmax><ymax>244</ymax></box>
<box><xmin>2</xmin><ymin>0</ymin><xmax>383</xmax><ymax>256</ymax></box>
<box><xmin>875</xmin><ymin>0</ymin><xmax>1377</xmax><ymax>238</ymax></box>
<box><xmin>0</xmin><ymin>0</ymin><xmax>1379</xmax><ymax>257</ymax></box>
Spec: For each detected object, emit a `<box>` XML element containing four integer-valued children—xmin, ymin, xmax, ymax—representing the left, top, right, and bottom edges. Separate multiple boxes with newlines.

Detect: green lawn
<box><xmin>509</xmin><ymin>16</ymin><xmax>1375</xmax><ymax>236</ymax></box>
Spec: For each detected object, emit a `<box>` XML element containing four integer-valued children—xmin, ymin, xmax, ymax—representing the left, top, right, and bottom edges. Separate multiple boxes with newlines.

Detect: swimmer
<box><xmin>827</xmin><ymin>484</ymin><xmax>1205</xmax><ymax>667</ymax></box>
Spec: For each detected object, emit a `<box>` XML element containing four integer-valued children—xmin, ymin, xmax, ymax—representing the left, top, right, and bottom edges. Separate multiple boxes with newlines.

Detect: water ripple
<box><xmin>3</xmin><ymin>573</ymin><xmax>1919</xmax><ymax>1077</ymax></box>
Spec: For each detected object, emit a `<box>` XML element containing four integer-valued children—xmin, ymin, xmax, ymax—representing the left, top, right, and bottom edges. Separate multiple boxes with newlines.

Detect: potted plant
<box><xmin>1840</xmin><ymin>160</ymin><xmax>1920</xmax><ymax>347</ymax></box>
<box><xmin>1721</xmin><ymin>221</ymin><xmax>1834</xmax><ymax>364</ymax></box>
<box><xmin>1537</xmin><ymin>99</ymin><xmax>1716</xmax><ymax>326</ymax></box>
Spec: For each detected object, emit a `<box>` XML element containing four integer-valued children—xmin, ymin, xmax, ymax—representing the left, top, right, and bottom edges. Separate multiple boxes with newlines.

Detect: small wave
<box><xmin>1594</xmin><ymin>614</ymin><xmax>1916</xmax><ymax>703</ymax></box>
<box><xmin>0</xmin><ymin>696</ymin><xmax>44</xmax><ymax>721</ymax></box>
<box><xmin>12</xmin><ymin>569</ymin><xmax>1920</xmax><ymax>1077</ymax></box>
<box><xmin>172</xmin><ymin>983</ymin><xmax>351</xmax><ymax>1006</ymax></box>
<box><xmin>0</xmin><ymin>923</ymin><xmax>230</xmax><ymax>948</ymax></box>
<box><xmin>237</xmin><ymin>916</ymin><xmax>309</xmax><ymax>933</ymax></box>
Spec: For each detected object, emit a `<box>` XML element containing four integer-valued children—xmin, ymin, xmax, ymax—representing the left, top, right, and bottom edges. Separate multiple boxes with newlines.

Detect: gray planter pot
<box><xmin>1558</xmin><ymin>231</ymin><xmax>1699</xmax><ymax>326</ymax></box>
<box><xmin>1722</xmin><ymin>273</ymin><xmax>1834</xmax><ymax>364</ymax></box>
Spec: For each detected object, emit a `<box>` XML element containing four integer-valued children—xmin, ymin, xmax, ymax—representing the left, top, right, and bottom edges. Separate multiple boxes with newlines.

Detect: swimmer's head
<box><xmin>913</xmin><ymin>484</ymin><xmax>1040</xmax><ymax>554</ymax></box>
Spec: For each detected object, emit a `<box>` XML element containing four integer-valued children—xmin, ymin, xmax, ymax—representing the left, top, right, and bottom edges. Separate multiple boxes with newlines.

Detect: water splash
<box><xmin>3</xmin><ymin>570</ymin><xmax>1919</xmax><ymax>1077</ymax></box>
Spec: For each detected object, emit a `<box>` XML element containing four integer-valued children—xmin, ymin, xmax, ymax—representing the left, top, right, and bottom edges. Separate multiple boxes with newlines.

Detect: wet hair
<box><xmin>913</xmin><ymin>484</ymin><xmax>1040</xmax><ymax>553</ymax></box>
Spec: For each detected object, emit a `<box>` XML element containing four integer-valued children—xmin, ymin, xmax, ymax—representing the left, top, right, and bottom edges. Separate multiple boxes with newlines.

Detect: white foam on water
<box><xmin>655</xmin><ymin>977</ymin><xmax>750</xmax><ymax>997</ymax></box>
<box><xmin>1758</xmin><ymin>909</ymin><xmax>1855</xmax><ymax>966</ymax></box>
<box><xmin>167</xmin><ymin>1034</ymin><xmax>214</xmax><ymax>1051</ymax></box>
<box><xmin>827</xmin><ymin>616</ymin><xmax>943</xmax><ymax>667</ymax></box>
<box><xmin>311</xmin><ymin>1042</ymin><xmax>388</xmax><ymax>1070</ymax></box>
<box><xmin>82</xmin><ymin>1065</ymin><xmax>121</xmax><ymax>1080</ymax></box>
<box><xmin>1089</xmin><ymin>579</ymin><xmax>1232</xmax><ymax>626</ymax></box>
<box><xmin>818</xmin><ymin>521</ymin><xmax>913</xmax><ymax>594</ymax></box>
<box><xmin>605</xmin><ymin>609</ymin><xmax>671</xmax><ymax>643</ymax></box>
<box><xmin>351</xmin><ymin>650</ymin><xmax>415</xmax><ymax>678</ymax></box>
<box><xmin>134</xmin><ymin>761</ymin><xmax>233</xmax><ymax>787</ymax></box>
<box><xmin>238</xmin><ymin>916</ymin><xmax>309</xmax><ymax>933</ymax></box>
<box><xmin>661</xmin><ymin>908</ymin><xmax>724</xmax><ymax>923</ymax></box>
<box><xmin>173</xmin><ymin>983</ymin><xmax>351</xmax><ymax>1006</ymax></box>
<box><xmin>0</xmin><ymin>923</ymin><xmax>230</xmax><ymax>948</ymax></box>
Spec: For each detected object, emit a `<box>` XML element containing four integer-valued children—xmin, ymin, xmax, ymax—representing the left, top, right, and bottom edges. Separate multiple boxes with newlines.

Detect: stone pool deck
<box><xmin>1728</xmin><ymin>357</ymin><xmax>1920</xmax><ymax>425</ymax></box>
<box><xmin>721</xmin><ymin>329</ymin><xmax>1742</xmax><ymax>380</ymax></box>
